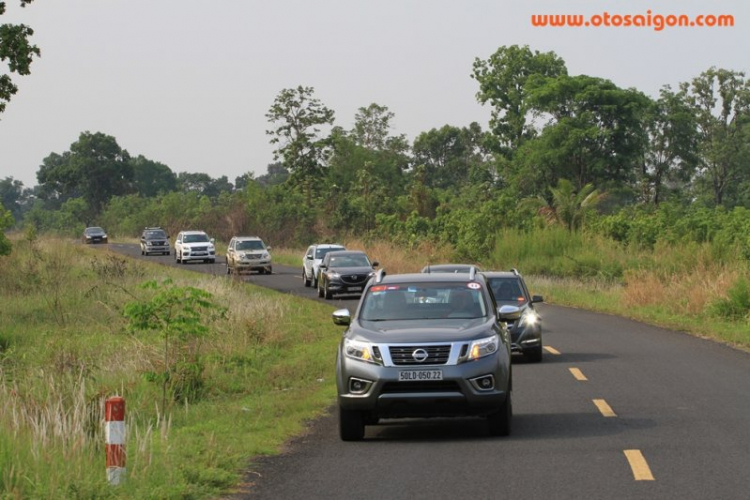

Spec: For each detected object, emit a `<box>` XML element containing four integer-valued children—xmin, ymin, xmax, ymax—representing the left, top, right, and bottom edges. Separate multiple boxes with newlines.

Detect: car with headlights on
<box><xmin>174</xmin><ymin>230</ymin><xmax>216</xmax><ymax>264</ymax></box>
<box><xmin>483</xmin><ymin>269</ymin><xmax>544</xmax><ymax>362</ymax></box>
<box><xmin>317</xmin><ymin>250</ymin><xmax>378</xmax><ymax>300</ymax></box>
<box><xmin>303</xmin><ymin>243</ymin><xmax>346</xmax><ymax>288</ymax></box>
<box><xmin>140</xmin><ymin>227</ymin><xmax>170</xmax><ymax>256</ymax></box>
<box><xmin>332</xmin><ymin>268</ymin><xmax>515</xmax><ymax>440</ymax></box>
<box><xmin>226</xmin><ymin>236</ymin><xmax>272</xmax><ymax>274</ymax></box>
<box><xmin>421</xmin><ymin>263</ymin><xmax>483</xmax><ymax>273</ymax></box>
<box><xmin>82</xmin><ymin>226</ymin><xmax>108</xmax><ymax>244</ymax></box>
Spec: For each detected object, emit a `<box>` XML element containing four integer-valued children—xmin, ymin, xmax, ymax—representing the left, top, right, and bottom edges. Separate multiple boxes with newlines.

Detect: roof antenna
<box><xmin>469</xmin><ymin>266</ymin><xmax>476</xmax><ymax>281</ymax></box>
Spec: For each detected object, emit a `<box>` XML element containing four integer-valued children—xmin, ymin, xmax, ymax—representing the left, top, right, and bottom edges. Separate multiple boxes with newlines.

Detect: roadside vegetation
<box><xmin>0</xmin><ymin>236</ymin><xmax>341</xmax><ymax>498</ymax></box>
<box><xmin>2</xmin><ymin>41</ymin><xmax>750</xmax><ymax>495</ymax></box>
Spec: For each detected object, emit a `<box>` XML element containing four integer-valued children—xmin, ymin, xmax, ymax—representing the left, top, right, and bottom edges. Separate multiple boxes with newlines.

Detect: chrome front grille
<box><xmin>389</xmin><ymin>345</ymin><xmax>451</xmax><ymax>366</ymax></box>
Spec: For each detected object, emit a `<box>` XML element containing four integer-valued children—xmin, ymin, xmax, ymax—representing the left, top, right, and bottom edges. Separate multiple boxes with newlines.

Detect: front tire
<box><xmin>324</xmin><ymin>283</ymin><xmax>333</xmax><ymax>300</ymax></box>
<box><xmin>303</xmin><ymin>269</ymin><xmax>311</xmax><ymax>287</ymax></box>
<box><xmin>525</xmin><ymin>345</ymin><xmax>543</xmax><ymax>363</ymax></box>
<box><xmin>487</xmin><ymin>390</ymin><xmax>512</xmax><ymax>437</ymax></box>
<box><xmin>176</xmin><ymin>252</ymin><xmax>181</xmax><ymax>264</ymax></box>
<box><xmin>317</xmin><ymin>281</ymin><xmax>324</xmax><ymax>298</ymax></box>
<box><xmin>339</xmin><ymin>407</ymin><xmax>365</xmax><ymax>441</ymax></box>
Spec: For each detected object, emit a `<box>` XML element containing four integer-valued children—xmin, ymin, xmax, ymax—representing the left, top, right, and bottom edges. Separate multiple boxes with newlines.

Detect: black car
<box><xmin>140</xmin><ymin>227</ymin><xmax>170</xmax><ymax>256</ymax></box>
<box><xmin>318</xmin><ymin>250</ymin><xmax>378</xmax><ymax>299</ymax></box>
<box><xmin>421</xmin><ymin>263</ymin><xmax>483</xmax><ymax>273</ymax></box>
<box><xmin>82</xmin><ymin>227</ymin><xmax>108</xmax><ymax>244</ymax></box>
<box><xmin>332</xmin><ymin>267</ymin><xmax>515</xmax><ymax>440</ymax></box>
<box><xmin>483</xmin><ymin>270</ymin><xmax>544</xmax><ymax>362</ymax></box>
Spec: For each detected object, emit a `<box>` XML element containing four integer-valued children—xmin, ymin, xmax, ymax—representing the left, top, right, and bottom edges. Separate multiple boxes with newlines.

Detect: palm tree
<box><xmin>521</xmin><ymin>179</ymin><xmax>606</xmax><ymax>232</ymax></box>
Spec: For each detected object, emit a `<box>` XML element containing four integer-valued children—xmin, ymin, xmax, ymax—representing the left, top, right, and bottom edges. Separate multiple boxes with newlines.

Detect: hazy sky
<box><xmin>1</xmin><ymin>0</ymin><xmax>747</xmax><ymax>188</ymax></box>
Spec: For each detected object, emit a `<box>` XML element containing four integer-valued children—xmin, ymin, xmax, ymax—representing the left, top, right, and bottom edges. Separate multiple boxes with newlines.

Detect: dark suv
<box><xmin>140</xmin><ymin>227</ymin><xmax>170</xmax><ymax>256</ymax></box>
<box><xmin>318</xmin><ymin>250</ymin><xmax>378</xmax><ymax>300</ymax></box>
<box><xmin>332</xmin><ymin>268</ymin><xmax>515</xmax><ymax>440</ymax></box>
<box><xmin>483</xmin><ymin>270</ymin><xmax>544</xmax><ymax>362</ymax></box>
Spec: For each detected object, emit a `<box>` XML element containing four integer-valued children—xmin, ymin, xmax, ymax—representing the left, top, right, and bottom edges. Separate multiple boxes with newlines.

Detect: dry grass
<box><xmin>622</xmin><ymin>263</ymin><xmax>742</xmax><ymax>315</ymax></box>
<box><xmin>342</xmin><ymin>237</ymin><xmax>455</xmax><ymax>274</ymax></box>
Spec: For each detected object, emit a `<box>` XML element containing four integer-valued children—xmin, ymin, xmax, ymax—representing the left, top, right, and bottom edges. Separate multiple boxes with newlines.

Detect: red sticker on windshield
<box><xmin>467</xmin><ymin>283</ymin><xmax>481</xmax><ymax>289</ymax></box>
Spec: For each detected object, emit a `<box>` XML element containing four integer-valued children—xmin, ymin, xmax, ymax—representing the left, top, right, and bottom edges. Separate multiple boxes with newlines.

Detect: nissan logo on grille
<box><xmin>412</xmin><ymin>349</ymin><xmax>429</xmax><ymax>363</ymax></box>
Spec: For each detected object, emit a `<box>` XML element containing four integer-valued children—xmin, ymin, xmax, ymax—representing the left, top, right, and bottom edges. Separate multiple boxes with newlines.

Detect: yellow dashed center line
<box><xmin>569</xmin><ymin>367</ymin><xmax>588</xmax><ymax>381</ymax></box>
<box><xmin>624</xmin><ymin>450</ymin><xmax>655</xmax><ymax>481</ymax></box>
<box><xmin>543</xmin><ymin>346</ymin><xmax>561</xmax><ymax>355</ymax></box>
<box><xmin>593</xmin><ymin>399</ymin><xmax>617</xmax><ymax>417</ymax></box>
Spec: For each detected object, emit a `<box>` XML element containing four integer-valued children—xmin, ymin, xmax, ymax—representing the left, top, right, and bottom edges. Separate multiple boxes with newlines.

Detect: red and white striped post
<box><xmin>105</xmin><ymin>396</ymin><xmax>126</xmax><ymax>485</ymax></box>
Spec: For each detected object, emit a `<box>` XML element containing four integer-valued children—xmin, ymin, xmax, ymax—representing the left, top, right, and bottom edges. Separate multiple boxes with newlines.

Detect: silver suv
<box><xmin>140</xmin><ymin>227</ymin><xmax>170</xmax><ymax>256</ymax></box>
<box><xmin>332</xmin><ymin>268</ymin><xmax>515</xmax><ymax>441</ymax></box>
<box><xmin>226</xmin><ymin>236</ymin><xmax>272</xmax><ymax>274</ymax></box>
<box><xmin>302</xmin><ymin>243</ymin><xmax>345</xmax><ymax>288</ymax></box>
<box><xmin>174</xmin><ymin>230</ymin><xmax>216</xmax><ymax>264</ymax></box>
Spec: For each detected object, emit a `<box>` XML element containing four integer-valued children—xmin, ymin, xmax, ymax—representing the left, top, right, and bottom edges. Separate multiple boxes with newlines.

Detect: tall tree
<box><xmin>641</xmin><ymin>87</ymin><xmax>698</xmax><ymax>204</ymax></box>
<box><xmin>0</xmin><ymin>175</ymin><xmax>29</xmax><ymax>221</ymax></box>
<box><xmin>36</xmin><ymin>131</ymin><xmax>133</xmax><ymax>213</ymax></box>
<box><xmin>412</xmin><ymin>122</ymin><xmax>490</xmax><ymax>189</ymax></box>
<box><xmin>131</xmin><ymin>155</ymin><xmax>177</xmax><ymax>197</ymax></box>
<box><xmin>472</xmin><ymin>45</ymin><xmax>567</xmax><ymax>157</ymax></box>
<box><xmin>266</xmin><ymin>86</ymin><xmax>335</xmax><ymax>202</ymax></box>
<box><xmin>352</xmin><ymin>103</ymin><xmax>399</xmax><ymax>151</ymax></box>
<box><xmin>681</xmin><ymin>68</ymin><xmax>750</xmax><ymax>206</ymax></box>
<box><xmin>0</xmin><ymin>0</ymin><xmax>40</xmax><ymax>115</ymax></box>
<box><xmin>517</xmin><ymin>74</ymin><xmax>650</xmax><ymax>195</ymax></box>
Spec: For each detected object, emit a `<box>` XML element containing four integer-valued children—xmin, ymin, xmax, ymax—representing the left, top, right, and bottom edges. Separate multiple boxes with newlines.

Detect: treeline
<box><xmin>2</xmin><ymin>45</ymin><xmax>750</xmax><ymax>264</ymax></box>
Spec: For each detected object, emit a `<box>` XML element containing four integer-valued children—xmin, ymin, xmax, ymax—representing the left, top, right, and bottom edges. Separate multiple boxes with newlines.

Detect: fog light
<box><xmin>349</xmin><ymin>377</ymin><xmax>373</xmax><ymax>395</ymax></box>
<box><xmin>470</xmin><ymin>375</ymin><xmax>495</xmax><ymax>391</ymax></box>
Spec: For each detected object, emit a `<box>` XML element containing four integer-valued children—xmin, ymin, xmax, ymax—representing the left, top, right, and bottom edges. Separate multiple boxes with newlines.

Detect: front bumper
<box><xmin>144</xmin><ymin>243</ymin><xmax>169</xmax><ymax>253</ymax></box>
<box><xmin>337</xmin><ymin>348</ymin><xmax>510</xmax><ymax>418</ymax></box>
<box><xmin>234</xmin><ymin>258</ymin><xmax>272</xmax><ymax>270</ymax></box>
<box><xmin>509</xmin><ymin>323</ymin><xmax>542</xmax><ymax>354</ymax></box>
<box><xmin>180</xmin><ymin>250</ymin><xmax>215</xmax><ymax>261</ymax></box>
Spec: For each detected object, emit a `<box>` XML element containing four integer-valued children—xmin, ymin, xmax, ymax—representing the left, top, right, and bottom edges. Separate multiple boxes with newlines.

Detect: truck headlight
<box><xmin>467</xmin><ymin>336</ymin><xmax>498</xmax><ymax>361</ymax></box>
<box><xmin>344</xmin><ymin>339</ymin><xmax>381</xmax><ymax>365</ymax></box>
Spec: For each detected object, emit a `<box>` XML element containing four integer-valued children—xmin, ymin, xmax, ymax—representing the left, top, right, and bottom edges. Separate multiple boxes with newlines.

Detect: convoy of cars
<box><xmin>83</xmin><ymin>227</ymin><xmax>542</xmax><ymax>440</ymax></box>
<box><xmin>303</xmin><ymin>243</ymin><xmax>346</xmax><ymax>288</ymax></box>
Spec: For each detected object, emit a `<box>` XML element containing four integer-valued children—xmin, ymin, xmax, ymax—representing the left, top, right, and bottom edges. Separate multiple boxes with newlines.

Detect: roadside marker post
<box><xmin>105</xmin><ymin>396</ymin><xmax>126</xmax><ymax>485</ymax></box>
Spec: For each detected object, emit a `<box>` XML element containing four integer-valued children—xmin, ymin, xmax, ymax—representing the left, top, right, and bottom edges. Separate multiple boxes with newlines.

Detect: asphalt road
<box><xmin>106</xmin><ymin>243</ymin><xmax>750</xmax><ymax>500</ymax></box>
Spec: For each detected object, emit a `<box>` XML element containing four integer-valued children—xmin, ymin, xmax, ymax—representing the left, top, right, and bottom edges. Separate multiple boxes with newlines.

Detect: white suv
<box><xmin>226</xmin><ymin>236</ymin><xmax>272</xmax><ymax>274</ymax></box>
<box><xmin>174</xmin><ymin>230</ymin><xmax>216</xmax><ymax>264</ymax></box>
<box><xmin>302</xmin><ymin>243</ymin><xmax>345</xmax><ymax>288</ymax></box>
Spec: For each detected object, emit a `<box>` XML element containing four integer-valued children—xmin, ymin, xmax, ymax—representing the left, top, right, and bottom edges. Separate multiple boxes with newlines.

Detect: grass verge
<box><xmin>0</xmin><ymin>237</ymin><xmax>341</xmax><ymax>498</ymax></box>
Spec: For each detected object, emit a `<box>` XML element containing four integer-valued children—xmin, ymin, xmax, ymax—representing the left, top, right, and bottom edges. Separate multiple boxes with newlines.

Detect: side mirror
<box><xmin>319</xmin><ymin>264</ymin><xmax>327</xmax><ymax>270</ymax></box>
<box><xmin>372</xmin><ymin>261</ymin><xmax>379</xmax><ymax>268</ymax></box>
<box><xmin>306</xmin><ymin>255</ymin><xmax>313</xmax><ymax>260</ymax></box>
<box><xmin>266</xmin><ymin>246</ymin><xmax>272</xmax><ymax>250</ymax></box>
<box><xmin>531</xmin><ymin>295</ymin><xmax>544</xmax><ymax>304</ymax></box>
<box><xmin>497</xmin><ymin>305</ymin><xmax>521</xmax><ymax>321</ymax></box>
<box><xmin>332</xmin><ymin>309</ymin><xmax>351</xmax><ymax>326</ymax></box>
<box><xmin>210</xmin><ymin>238</ymin><xmax>216</xmax><ymax>244</ymax></box>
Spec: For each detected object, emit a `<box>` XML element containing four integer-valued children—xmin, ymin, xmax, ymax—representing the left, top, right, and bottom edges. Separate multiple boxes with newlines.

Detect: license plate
<box><xmin>398</xmin><ymin>370</ymin><xmax>443</xmax><ymax>381</ymax></box>
<box><xmin>348</xmin><ymin>286</ymin><xmax>362</xmax><ymax>292</ymax></box>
